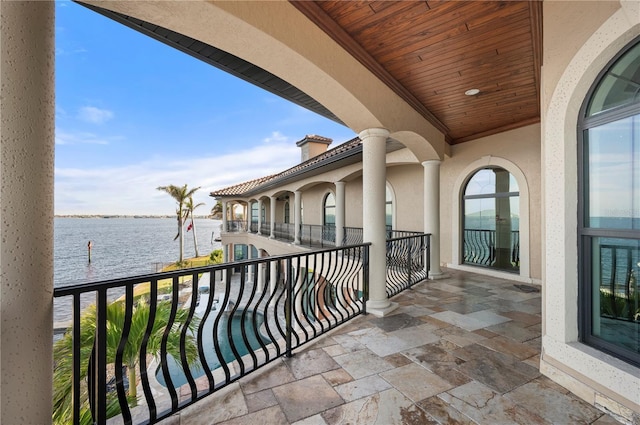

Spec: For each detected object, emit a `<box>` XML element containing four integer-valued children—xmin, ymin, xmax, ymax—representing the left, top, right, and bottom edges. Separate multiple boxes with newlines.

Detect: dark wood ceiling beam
<box><xmin>291</xmin><ymin>0</ymin><xmax>450</xmax><ymax>137</ymax></box>
<box><xmin>529</xmin><ymin>0</ymin><xmax>543</xmax><ymax>117</ymax></box>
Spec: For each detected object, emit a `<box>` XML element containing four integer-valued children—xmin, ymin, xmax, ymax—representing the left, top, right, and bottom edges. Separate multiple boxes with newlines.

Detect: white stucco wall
<box><xmin>440</xmin><ymin>124</ymin><xmax>542</xmax><ymax>283</ymax></box>
<box><xmin>541</xmin><ymin>0</ymin><xmax>640</xmax><ymax>420</ymax></box>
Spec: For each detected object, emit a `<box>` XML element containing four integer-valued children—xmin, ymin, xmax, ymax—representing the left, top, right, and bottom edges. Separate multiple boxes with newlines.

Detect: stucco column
<box><xmin>294</xmin><ymin>190</ymin><xmax>301</xmax><ymax>244</ymax></box>
<box><xmin>257</xmin><ymin>198</ymin><xmax>263</xmax><ymax>235</ymax></box>
<box><xmin>269</xmin><ymin>196</ymin><xmax>276</xmax><ymax>239</ymax></box>
<box><xmin>222</xmin><ymin>244</ymin><xmax>229</xmax><ymax>281</ymax></box>
<box><xmin>247</xmin><ymin>245</ymin><xmax>253</xmax><ymax>280</ymax></box>
<box><xmin>222</xmin><ymin>200</ymin><xmax>228</xmax><ymax>232</ymax></box>
<box><xmin>423</xmin><ymin>160</ymin><xmax>444</xmax><ymax>277</ymax></box>
<box><xmin>257</xmin><ymin>250</ymin><xmax>265</xmax><ymax>292</ymax></box>
<box><xmin>1</xmin><ymin>3</ymin><xmax>55</xmax><ymax>422</ymax></box>
<box><xmin>360</xmin><ymin>128</ymin><xmax>393</xmax><ymax>314</ymax></box>
<box><xmin>335</xmin><ymin>181</ymin><xmax>346</xmax><ymax>246</ymax></box>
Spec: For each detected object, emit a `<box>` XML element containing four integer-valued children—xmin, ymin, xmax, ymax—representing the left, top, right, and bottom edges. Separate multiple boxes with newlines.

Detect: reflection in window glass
<box><xmin>590</xmin><ymin>238</ymin><xmax>639</xmax><ymax>355</ymax></box>
<box><xmin>386</xmin><ymin>185</ymin><xmax>393</xmax><ymax>228</ymax></box>
<box><xmin>324</xmin><ymin>193</ymin><xmax>335</xmax><ymax>226</ymax></box>
<box><xmin>284</xmin><ymin>201</ymin><xmax>290</xmax><ymax>224</ymax></box>
<box><xmin>580</xmin><ymin>39</ymin><xmax>640</xmax><ymax>366</ymax></box>
<box><xmin>586</xmin><ymin>116</ymin><xmax>640</xmax><ymax>229</ymax></box>
<box><xmin>463</xmin><ymin>167</ymin><xmax>519</xmax><ymax>272</ymax></box>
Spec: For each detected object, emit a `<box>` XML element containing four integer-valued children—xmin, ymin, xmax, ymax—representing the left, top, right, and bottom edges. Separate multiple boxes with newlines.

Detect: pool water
<box><xmin>155</xmin><ymin>309</ymin><xmax>271</xmax><ymax>388</ymax></box>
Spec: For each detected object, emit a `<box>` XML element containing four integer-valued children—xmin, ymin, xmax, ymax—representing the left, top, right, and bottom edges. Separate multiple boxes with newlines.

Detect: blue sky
<box><xmin>55</xmin><ymin>1</ymin><xmax>356</xmax><ymax>215</ymax></box>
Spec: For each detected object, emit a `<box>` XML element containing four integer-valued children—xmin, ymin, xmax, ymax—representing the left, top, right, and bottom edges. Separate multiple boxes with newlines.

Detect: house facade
<box><xmin>0</xmin><ymin>1</ymin><xmax>638</xmax><ymax>423</ymax></box>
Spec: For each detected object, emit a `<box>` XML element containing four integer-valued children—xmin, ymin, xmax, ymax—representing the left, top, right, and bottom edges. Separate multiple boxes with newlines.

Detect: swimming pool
<box><xmin>155</xmin><ymin>308</ymin><xmax>271</xmax><ymax>389</ymax></box>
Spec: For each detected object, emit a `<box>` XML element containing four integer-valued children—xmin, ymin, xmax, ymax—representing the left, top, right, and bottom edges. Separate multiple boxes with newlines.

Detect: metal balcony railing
<box><xmin>385</xmin><ymin>233</ymin><xmax>430</xmax><ymax>297</ymax></box>
<box><xmin>52</xmin><ymin>244</ymin><xmax>371</xmax><ymax>425</ymax></box>
<box><xmin>298</xmin><ymin>224</ymin><xmax>336</xmax><ymax>248</ymax></box>
<box><xmin>462</xmin><ymin>229</ymin><xmax>520</xmax><ymax>271</ymax></box>
<box><xmin>225</xmin><ymin>220</ymin><xmax>247</xmax><ymax>233</ymax></box>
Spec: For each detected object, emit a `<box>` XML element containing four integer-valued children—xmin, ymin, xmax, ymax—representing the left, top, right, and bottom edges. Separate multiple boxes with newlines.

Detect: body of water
<box><xmin>55</xmin><ymin>217</ymin><xmax>223</xmax><ymax>287</ymax></box>
<box><xmin>54</xmin><ymin>217</ymin><xmax>223</xmax><ymax>323</ymax></box>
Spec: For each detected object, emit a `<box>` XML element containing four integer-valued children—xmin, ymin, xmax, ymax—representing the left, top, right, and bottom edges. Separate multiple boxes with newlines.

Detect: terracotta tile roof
<box><xmin>210</xmin><ymin>137</ymin><xmax>362</xmax><ymax>198</ymax></box>
<box><xmin>210</xmin><ymin>174</ymin><xmax>279</xmax><ymax>197</ymax></box>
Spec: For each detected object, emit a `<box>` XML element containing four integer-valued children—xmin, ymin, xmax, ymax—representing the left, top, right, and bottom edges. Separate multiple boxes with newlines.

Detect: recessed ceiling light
<box><xmin>465</xmin><ymin>88</ymin><xmax>480</xmax><ymax>96</ymax></box>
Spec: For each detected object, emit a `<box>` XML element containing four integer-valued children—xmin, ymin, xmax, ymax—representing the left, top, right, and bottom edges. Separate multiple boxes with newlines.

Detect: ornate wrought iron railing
<box><xmin>299</xmin><ymin>224</ymin><xmax>336</xmax><ymax>248</ymax></box>
<box><xmin>598</xmin><ymin>243</ymin><xmax>639</xmax><ymax>322</ymax></box>
<box><xmin>385</xmin><ymin>233</ymin><xmax>430</xmax><ymax>297</ymax></box>
<box><xmin>273</xmin><ymin>222</ymin><xmax>295</xmax><ymax>242</ymax></box>
<box><xmin>53</xmin><ymin>244</ymin><xmax>370</xmax><ymax>425</ymax></box>
<box><xmin>343</xmin><ymin>227</ymin><xmax>364</xmax><ymax>245</ymax></box>
<box><xmin>225</xmin><ymin>220</ymin><xmax>247</xmax><ymax>233</ymax></box>
<box><xmin>462</xmin><ymin>229</ymin><xmax>520</xmax><ymax>270</ymax></box>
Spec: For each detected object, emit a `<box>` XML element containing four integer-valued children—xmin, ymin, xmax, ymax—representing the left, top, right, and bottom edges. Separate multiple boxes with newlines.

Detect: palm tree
<box><xmin>157</xmin><ymin>184</ymin><xmax>200</xmax><ymax>264</ymax></box>
<box><xmin>52</xmin><ymin>299</ymin><xmax>200</xmax><ymax>424</ymax></box>
<box><xmin>184</xmin><ymin>196</ymin><xmax>205</xmax><ymax>257</ymax></box>
<box><xmin>210</xmin><ymin>200</ymin><xmax>223</xmax><ymax>219</ymax></box>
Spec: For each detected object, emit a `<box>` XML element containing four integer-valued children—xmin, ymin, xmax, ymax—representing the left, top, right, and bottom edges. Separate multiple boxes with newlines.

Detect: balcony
<box><xmin>53</xmin><ymin>235</ymin><xmax>428</xmax><ymax>424</ymax></box>
<box><xmin>167</xmin><ymin>270</ymin><xmax>618</xmax><ymax>424</ymax></box>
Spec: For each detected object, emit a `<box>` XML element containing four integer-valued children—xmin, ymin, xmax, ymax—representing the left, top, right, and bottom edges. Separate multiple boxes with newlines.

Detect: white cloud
<box><xmin>55</xmin><ymin>129</ymin><xmax>117</xmax><ymax>145</ymax></box>
<box><xmin>262</xmin><ymin>131</ymin><xmax>289</xmax><ymax>144</ymax></box>
<box><xmin>55</xmin><ymin>135</ymin><xmax>300</xmax><ymax>215</ymax></box>
<box><xmin>77</xmin><ymin>106</ymin><xmax>114</xmax><ymax>124</ymax></box>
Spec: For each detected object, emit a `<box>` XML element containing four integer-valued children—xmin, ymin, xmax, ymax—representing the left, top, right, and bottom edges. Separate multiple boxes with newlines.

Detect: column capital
<box><xmin>334</xmin><ymin>181</ymin><xmax>346</xmax><ymax>188</ymax></box>
<box><xmin>358</xmin><ymin>127</ymin><xmax>389</xmax><ymax>140</ymax></box>
<box><xmin>421</xmin><ymin>159</ymin><xmax>442</xmax><ymax>167</ymax></box>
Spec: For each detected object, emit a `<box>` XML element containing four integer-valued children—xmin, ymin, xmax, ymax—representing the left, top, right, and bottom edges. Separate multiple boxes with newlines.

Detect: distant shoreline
<box><xmin>55</xmin><ymin>215</ymin><xmax>216</xmax><ymax>219</ymax></box>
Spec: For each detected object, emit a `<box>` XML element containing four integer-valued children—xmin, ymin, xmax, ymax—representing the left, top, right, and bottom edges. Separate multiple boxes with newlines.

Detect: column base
<box><xmin>367</xmin><ymin>301</ymin><xmax>399</xmax><ymax>317</ymax></box>
<box><xmin>429</xmin><ymin>271</ymin><xmax>450</xmax><ymax>280</ymax></box>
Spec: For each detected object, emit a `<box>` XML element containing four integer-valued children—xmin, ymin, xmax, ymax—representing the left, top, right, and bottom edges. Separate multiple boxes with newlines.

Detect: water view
<box><xmin>53</xmin><ymin>217</ymin><xmax>222</xmax><ymax>323</ymax></box>
<box><xmin>54</xmin><ymin>217</ymin><xmax>222</xmax><ymax>287</ymax></box>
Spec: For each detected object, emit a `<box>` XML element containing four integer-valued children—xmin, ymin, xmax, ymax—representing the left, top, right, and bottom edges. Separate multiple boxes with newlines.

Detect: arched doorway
<box><xmin>462</xmin><ymin>167</ymin><xmax>520</xmax><ymax>273</ymax></box>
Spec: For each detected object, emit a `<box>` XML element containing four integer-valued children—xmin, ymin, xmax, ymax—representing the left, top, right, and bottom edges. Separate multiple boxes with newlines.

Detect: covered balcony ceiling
<box><xmin>293</xmin><ymin>1</ymin><xmax>542</xmax><ymax>144</ymax></box>
<box><xmin>82</xmin><ymin>0</ymin><xmax>542</xmax><ymax>145</ymax></box>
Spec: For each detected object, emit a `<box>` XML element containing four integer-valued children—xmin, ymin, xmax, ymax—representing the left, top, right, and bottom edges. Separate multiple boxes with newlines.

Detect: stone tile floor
<box><xmin>170</xmin><ymin>269</ymin><xmax>624</xmax><ymax>425</ymax></box>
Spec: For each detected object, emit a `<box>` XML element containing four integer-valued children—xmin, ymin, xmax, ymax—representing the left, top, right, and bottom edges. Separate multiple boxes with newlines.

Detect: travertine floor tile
<box><xmin>272</xmin><ymin>375</ymin><xmax>344</xmax><ymax>423</ymax></box>
<box><xmin>379</xmin><ymin>363</ymin><xmax>454</xmax><ymax>402</ymax></box>
<box><xmin>333</xmin><ymin>349</ymin><xmax>394</xmax><ymax>379</ymax></box>
<box><xmin>334</xmin><ymin>374</ymin><xmax>392</xmax><ymax>402</ymax></box>
<box><xmin>322</xmin><ymin>388</ymin><xmax>438</xmax><ymax>425</ymax></box>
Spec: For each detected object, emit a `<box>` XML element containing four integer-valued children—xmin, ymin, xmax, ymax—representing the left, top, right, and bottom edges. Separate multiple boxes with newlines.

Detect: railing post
<box><xmin>363</xmin><ymin>245</ymin><xmax>369</xmax><ymax>315</ymax></box>
<box><xmin>285</xmin><ymin>257</ymin><xmax>293</xmax><ymax>357</ymax></box>
<box><xmin>90</xmin><ymin>289</ymin><xmax>108</xmax><ymax>424</ymax></box>
<box><xmin>408</xmin><ymin>238</ymin><xmax>412</xmax><ymax>288</ymax></box>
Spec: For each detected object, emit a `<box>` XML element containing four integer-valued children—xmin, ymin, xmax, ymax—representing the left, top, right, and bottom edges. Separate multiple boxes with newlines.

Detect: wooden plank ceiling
<box><xmin>292</xmin><ymin>0</ymin><xmax>542</xmax><ymax>144</ymax></box>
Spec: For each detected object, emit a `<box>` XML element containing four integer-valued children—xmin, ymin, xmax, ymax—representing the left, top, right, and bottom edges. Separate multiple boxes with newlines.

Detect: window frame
<box><xmin>577</xmin><ymin>36</ymin><xmax>640</xmax><ymax>367</ymax></box>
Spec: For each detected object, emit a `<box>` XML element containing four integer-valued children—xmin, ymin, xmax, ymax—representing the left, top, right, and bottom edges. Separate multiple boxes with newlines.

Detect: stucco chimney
<box><xmin>296</xmin><ymin>135</ymin><xmax>332</xmax><ymax>162</ymax></box>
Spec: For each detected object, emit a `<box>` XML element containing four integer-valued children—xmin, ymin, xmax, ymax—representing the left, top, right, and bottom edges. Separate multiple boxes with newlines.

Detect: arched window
<box><xmin>323</xmin><ymin>192</ymin><xmax>336</xmax><ymax>243</ymax></box>
<box><xmin>284</xmin><ymin>201</ymin><xmax>290</xmax><ymax>224</ymax></box>
<box><xmin>386</xmin><ymin>184</ymin><xmax>394</xmax><ymax>230</ymax></box>
<box><xmin>250</xmin><ymin>202</ymin><xmax>258</xmax><ymax>232</ymax></box>
<box><xmin>462</xmin><ymin>168</ymin><xmax>520</xmax><ymax>272</ymax></box>
<box><xmin>323</xmin><ymin>192</ymin><xmax>336</xmax><ymax>227</ymax></box>
<box><xmin>578</xmin><ymin>39</ymin><xmax>639</xmax><ymax>366</ymax></box>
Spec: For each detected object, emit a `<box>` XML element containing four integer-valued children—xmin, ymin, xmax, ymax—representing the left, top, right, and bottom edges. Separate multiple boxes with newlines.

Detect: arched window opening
<box><xmin>579</xmin><ymin>39</ymin><xmax>640</xmax><ymax>366</ymax></box>
<box><xmin>386</xmin><ymin>185</ymin><xmax>393</xmax><ymax>230</ymax></box>
<box><xmin>284</xmin><ymin>201</ymin><xmax>290</xmax><ymax>224</ymax></box>
<box><xmin>323</xmin><ymin>192</ymin><xmax>336</xmax><ymax>242</ymax></box>
<box><xmin>250</xmin><ymin>202</ymin><xmax>258</xmax><ymax>233</ymax></box>
<box><xmin>323</xmin><ymin>192</ymin><xmax>336</xmax><ymax>227</ymax></box>
<box><xmin>463</xmin><ymin>168</ymin><xmax>520</xmax><ymax>272</ymax></box>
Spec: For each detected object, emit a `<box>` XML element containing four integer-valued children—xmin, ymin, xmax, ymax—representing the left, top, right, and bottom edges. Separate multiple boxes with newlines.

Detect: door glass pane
<box><xmin>463</xmin><ymin>167</ymin><xmax>519</xmax><ymax>272</ymax></box>
<box><xmin>591</xmin><ymin>237</ymin><xmax>640</xmax><ymax>356</ymax></box>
